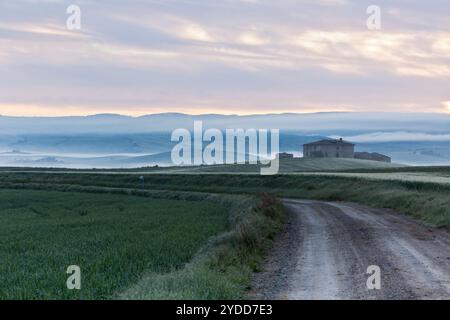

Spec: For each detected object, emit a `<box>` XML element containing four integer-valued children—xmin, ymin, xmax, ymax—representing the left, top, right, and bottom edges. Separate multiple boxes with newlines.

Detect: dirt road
<box><xmin>252</xmin><ymin>199</ymin><xmax>450</xmax><ymax>300</ymax></box>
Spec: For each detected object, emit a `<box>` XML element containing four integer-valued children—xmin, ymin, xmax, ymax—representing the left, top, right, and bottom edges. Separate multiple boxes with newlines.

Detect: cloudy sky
<box><xmin>0</xmin><ymin>0</ymin><xmax>449</xmax><ymax>116</ymax></box>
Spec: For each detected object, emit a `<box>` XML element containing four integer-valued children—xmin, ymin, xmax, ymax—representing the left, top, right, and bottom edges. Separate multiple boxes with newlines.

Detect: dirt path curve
<box><xmin>251</xmin><ymin>199</ymin><xmax>450</xmax><ymax>300</ymax></box>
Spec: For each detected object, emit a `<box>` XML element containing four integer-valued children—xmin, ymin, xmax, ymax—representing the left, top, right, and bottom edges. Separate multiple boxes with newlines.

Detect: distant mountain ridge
<box><xmin>1</xmin><ymin>112</ymin><xmax>450</xmax><ymax>134</ymax></box>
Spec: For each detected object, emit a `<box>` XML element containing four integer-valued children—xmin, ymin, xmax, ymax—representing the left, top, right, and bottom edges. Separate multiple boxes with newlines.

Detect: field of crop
<box><xmin>0</xmin><ymin>185</ymin><xmax>286</xmax><ymax>300</ymax></box>
<box><xmin>0</xmin><ymin>189</ymin><xmax>228</xmax><ymax>299</ymax></box>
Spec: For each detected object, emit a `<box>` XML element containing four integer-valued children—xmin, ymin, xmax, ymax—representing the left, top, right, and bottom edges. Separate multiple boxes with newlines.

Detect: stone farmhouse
<box><xmin>303</xmin><ymin>138</ymin><xmax>391</xmax><ymax>163</ymax></box>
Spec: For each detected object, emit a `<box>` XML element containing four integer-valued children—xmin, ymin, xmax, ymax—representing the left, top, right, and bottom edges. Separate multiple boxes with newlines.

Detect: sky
<box><xmin>0</xmin><ymin>0</ymin><xmax>449</xmax><ymax>116</ymax></box>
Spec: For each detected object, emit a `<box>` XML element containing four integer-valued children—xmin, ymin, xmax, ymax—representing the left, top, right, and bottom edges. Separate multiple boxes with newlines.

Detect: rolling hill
<box><xmin>166</xmin><ymin>157</ymin><xmax>406</xmax><ymax>174</ymax></box>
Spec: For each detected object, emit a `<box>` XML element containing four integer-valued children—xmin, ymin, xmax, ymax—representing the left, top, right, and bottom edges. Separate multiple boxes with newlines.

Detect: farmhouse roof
<box><xmin>304</xmin><ymin>138</ymin><xmax>354</xmax><ymax>146</ymax></box>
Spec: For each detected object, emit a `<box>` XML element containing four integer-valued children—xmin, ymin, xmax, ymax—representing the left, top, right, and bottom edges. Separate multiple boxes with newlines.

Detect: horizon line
<box><xmin>1</xmin><ymin>111</ymin><xmax>450</xmax><ymax>118</ymax></box>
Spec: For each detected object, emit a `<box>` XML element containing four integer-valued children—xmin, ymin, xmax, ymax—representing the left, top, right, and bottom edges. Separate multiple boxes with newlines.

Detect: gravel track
<box><xmin>251</xmin><ymin>199</ymin><xmax>450</xmax><ymax>300</ymax></box>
